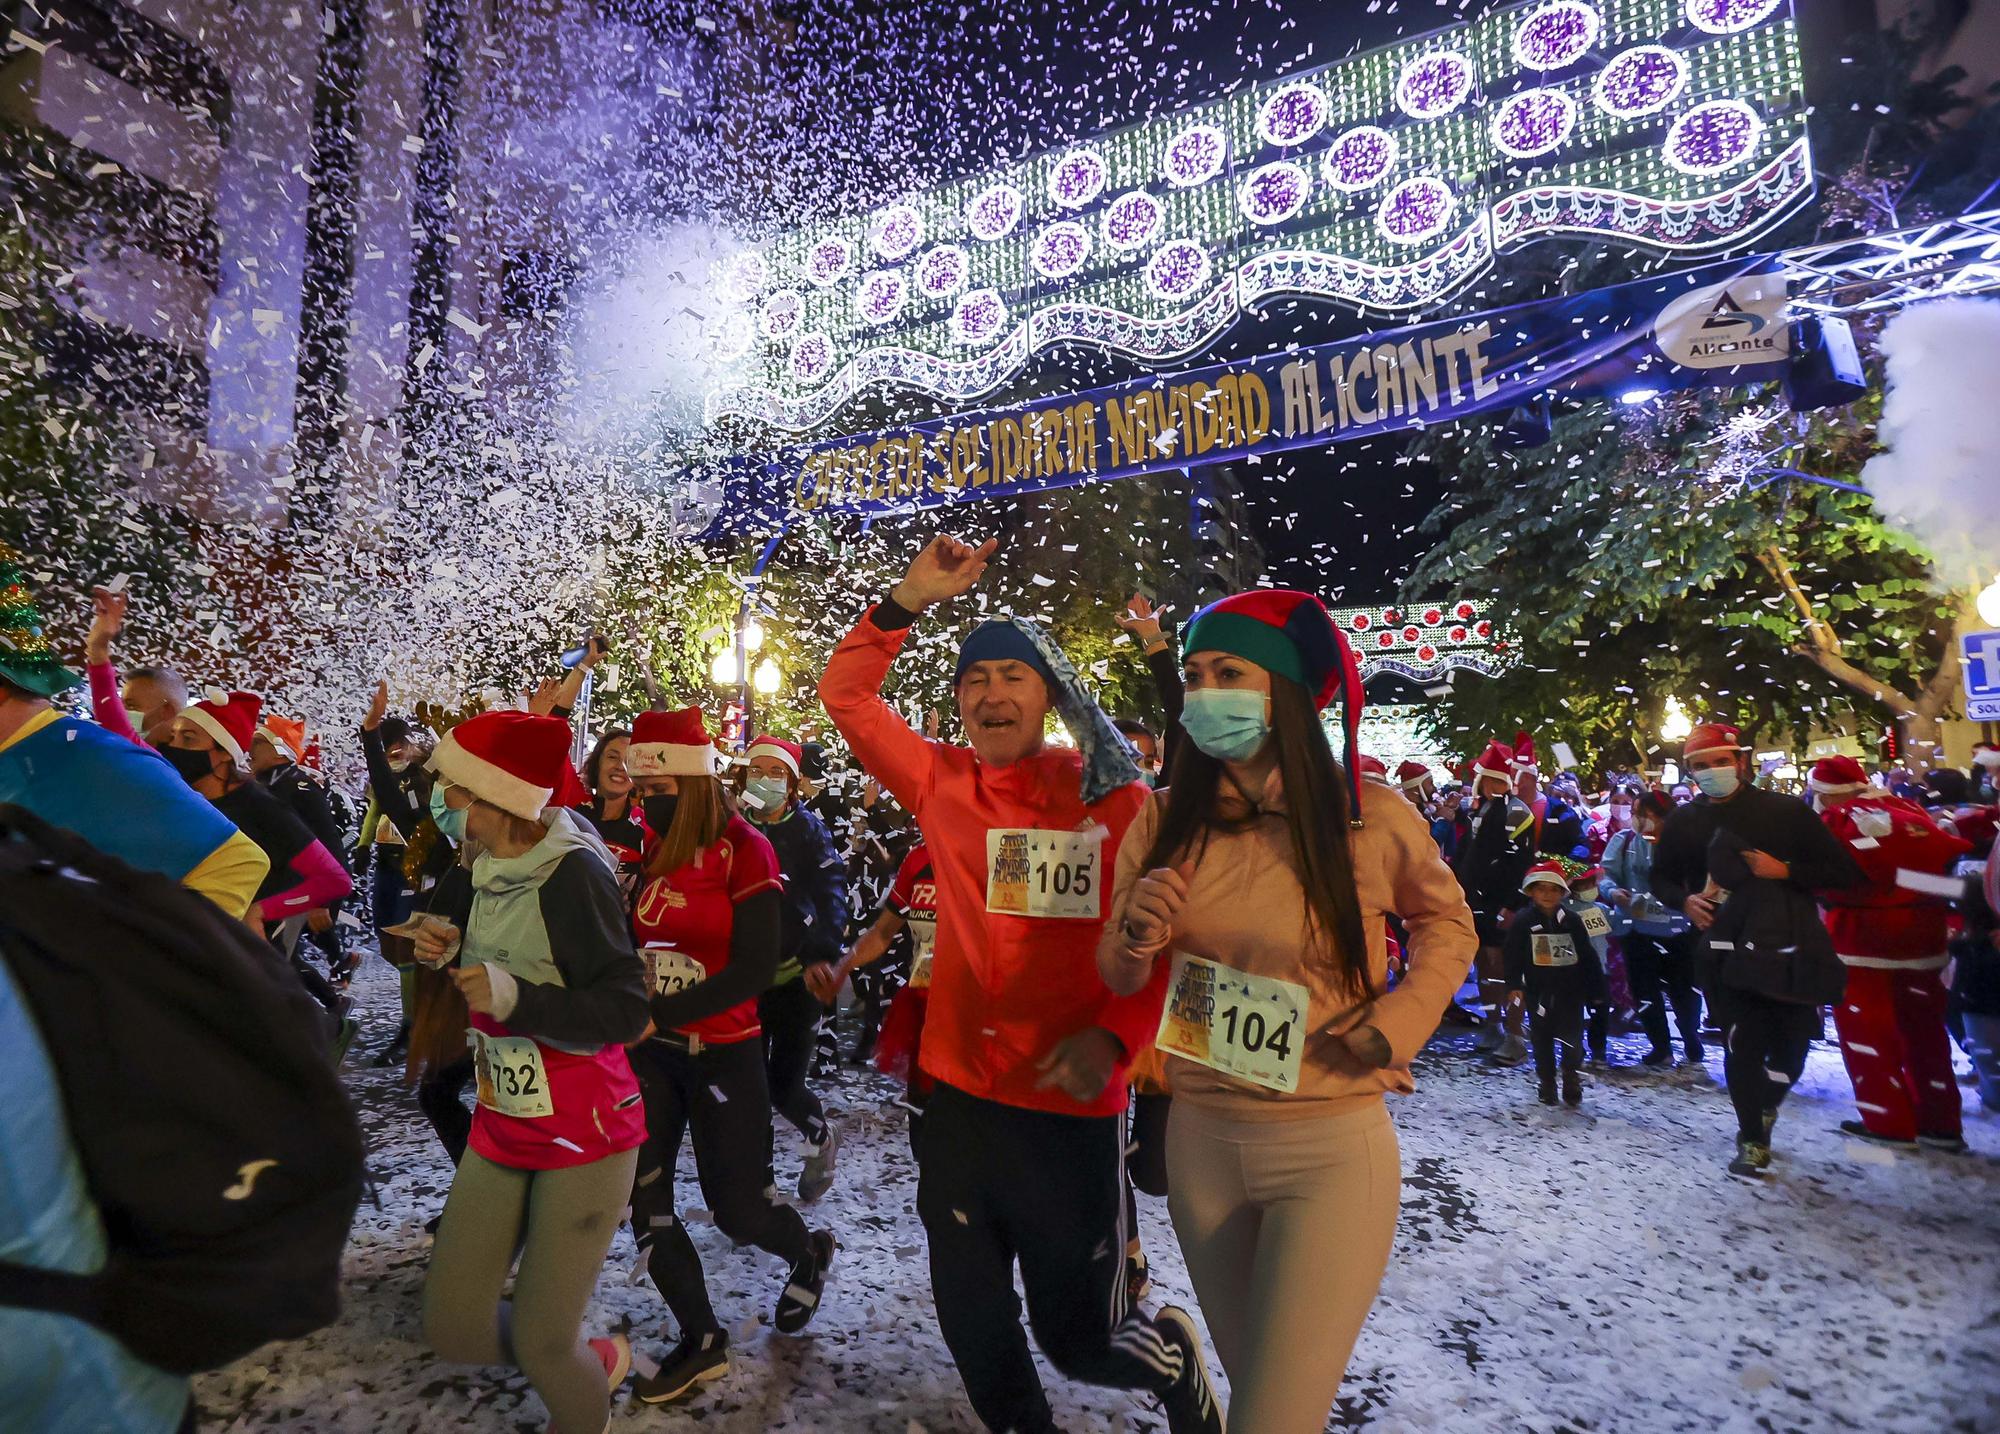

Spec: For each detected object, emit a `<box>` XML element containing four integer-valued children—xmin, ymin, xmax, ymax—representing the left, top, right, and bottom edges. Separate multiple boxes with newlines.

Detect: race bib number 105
<box><xmin>985</xmin><ymin>828</ymin><xmax>1103</xmax><ymax>920</ymax></box>
<box><xmin>1155</xmin><ymin>954</ymin><xmax>1309</xmax><ymax>1094</ymax></box>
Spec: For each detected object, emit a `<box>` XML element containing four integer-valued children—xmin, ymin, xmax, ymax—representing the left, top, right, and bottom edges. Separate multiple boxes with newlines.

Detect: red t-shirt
<box><xmin>886</xmin><ymin>844</ymin><xmax>939</xmax><ymax>988</ymax></box>
<box><xmin>631</xmin><ymin>814</ymin><xmax>783</xmax><ymax>1044</ymax></box>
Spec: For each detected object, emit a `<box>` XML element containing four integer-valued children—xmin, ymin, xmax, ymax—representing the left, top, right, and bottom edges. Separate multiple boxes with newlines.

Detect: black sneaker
<box><xmin>775</xmin><ymin>1229</ymin><xmax>835</xmax><ymax>1334</ymax></box>
<box><xmin>1917</xmin><ymin>1132</ymin><xmax>1969</xmax><ymax>1154</ymax></box>
<box><xmin>1641</xmin><ymin>1047</ymin><xmax>1673</xmax><ymax>1069</ymax></box>
<box><xmin>1537</xmin><ymin>1078</ymin><xmax>1557</xmax><ymax>1105</ymax></box>
<box><xmin>1683</xmin><ymin>1040</ymin><xmax>1706</xmax><ymax>1064</ymax></box>
<box><xmin>1154</xmin><ymin>1305</ymin><xmax>1224</xmax><ymax>1434</ymax></box>
<box><xmin>1562</xmin><ymin>1071</ymin><xmax>1582</xmax><ymax>1108</ymax></box>
<box><xmin>1838</xmin><ymin>1119</ymin><xmax>1918</xmax><ymax>1151</ymax></box>
<box><xmin>634</xmin><ymin>1329</ymin><xmax>729</xmax><ymax>1405</ymax></box>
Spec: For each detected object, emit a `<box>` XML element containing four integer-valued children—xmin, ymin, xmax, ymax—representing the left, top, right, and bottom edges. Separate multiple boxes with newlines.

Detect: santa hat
<box><xmin>1358</xmin><ymin>753</ymin><xmax>1390</xmax><ymax>784</ymax></box>
<box><xmin>1972</xmin><ymin>743</ymin><xmax>2000</xmax><ymax>770</ymax></box>
<box><xmin>182</xmin><ymin>689</ymin><xmax>262</xmax><ymax>764</ymax></box>
<box><xmin>1568</xmin><ymin>864</ymin><xmax>1607</xmax><ymax>886</ymax></box>
<box><xmin>429</xmin><ymin>709</ymin><xmax>589</xmax><ymax>821</ymax></box>
<box><xmin>1807</xmin><ymin>754</ymin><xmax>1871</xmax><ymax>796</ymax></box>
<box><xmin>1396</xmin><ymin>759</ymin><xmax>1433</xmax><ymax>793</ymax></box>
<box><xmin>254</xmin><ymin>713</ymin><xmax>308</xmax><ymax>764</ymax></box>
<box><xmin>628</xmin><ymin>706</ymin><xmax>723</xmax><ymax>778</ymax></box>
<box><xmin>1182</xmin><ymin>588</ymin><xmax>1366</xmax><ymax>821</ymax></box>
<box><xmin>1511</xmin><ymin>730</ymin><xmax>1537</xmax><ymax>772</ymax></box>
<box><xmin>1684</xmin><ymin>722</ymin><xmax>1747</xmax><ymax>758</ymax></box>
<box><xmin>1472</xmin><ymin>739</ymin><xmax>1517</xmax><ymax>783</ymax></box>
<box><xmin>746</xmin><ymin>734</ymin><xmax>803</xmax><ymax>780</ymax></box>
<box><xmin>1522</xmin><ymin>860</ymin><xmax>1570</xmax><ymax>893</ymax></box>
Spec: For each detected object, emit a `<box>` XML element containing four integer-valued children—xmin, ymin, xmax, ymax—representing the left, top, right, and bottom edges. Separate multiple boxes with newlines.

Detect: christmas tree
<box><xmin>0</xmin><ymin>542</ymin><xmax>80</xmax><ymax>697</ymax></box>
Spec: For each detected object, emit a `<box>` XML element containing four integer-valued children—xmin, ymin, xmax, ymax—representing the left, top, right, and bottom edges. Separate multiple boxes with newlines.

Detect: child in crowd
<box><xmin>1565</xmin><ymin>862</ymin><xmax>1618</xmax><ymax>1065</ymax></box>
<box><xmin>1506</xmin><ymin>862</ymin><xmax>1608</xmax><ymax>1107</ymax></box>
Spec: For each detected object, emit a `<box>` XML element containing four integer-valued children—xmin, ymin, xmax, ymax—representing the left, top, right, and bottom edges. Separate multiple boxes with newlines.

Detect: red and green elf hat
<box><xmin>1180</xmin><ymin>588</ymin><xmax>1367</xmax><ymax>825</ymax></box>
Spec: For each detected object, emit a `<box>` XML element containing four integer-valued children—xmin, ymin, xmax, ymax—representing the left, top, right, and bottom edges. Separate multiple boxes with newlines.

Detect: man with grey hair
<box><xmin>82</xmin><ymin>587</ymin><xmax>186</xmax><ymax>744</ymax></box>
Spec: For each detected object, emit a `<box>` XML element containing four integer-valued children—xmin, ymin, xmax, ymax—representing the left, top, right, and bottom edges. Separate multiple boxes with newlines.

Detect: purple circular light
<box><xmin>950</xmin><ymin>288</ymin><xmax>1009</xmax><ymax>346</ymax></box>
<box><xmin>1239</xmin><ymin>161</ymin><xmax>1312</xmax><ymax>226</ymax></box>
<box><xmin>1376</xmin><ymin>176</ymin><xmax>1457</xmax><ymax>244</ymax></box>
<box><xmin>805</xmin><ymin>237</ymin><xmax>852</xmax><ymax>288</ymax></box>
<box><xmin>1257</xmin><ymin>81</ymin><xmax>1330</xmax><ymax>148</ymax></box>
<box><xmin>1146</xmin><ymin>240</ymin><xmax>1212</xmax><ymax>301</ymax></box>
<box><xmin>857</xmin><ymin>270</ymin><xmax>907</xmax><ymax>326</ymax></box>
<box><xmin>1049</xmin><ymin>150</ymin><xmax>1107</xmax><ymax>210</ymax></box>
<box><xmin>869</xmin><ymin>204</ymin><xmax>924</xmax><ymax>261</ymax></box>
<box><xmin>914</xmin><ymin>244</ymin><xmax>970</xmax><ymax>297</ymax></box>
<box><xmin>966</xmin><ymin>183</ymin><xmax>1023</xmax><ymax>241</ymax></box>
<box><xmin>1685</xmin><ymin>0</ymin><xmax>1782</xmax><ymax>34</ymax></box>
<box><xmin>1592</xmin><ymin>45</ymin><xmax>1686</xmax><ymax>117</ymax></box>
<box><xmin>1396</xmin><ymin>51</ymin><xmax>1475</xmax><ymax>120</ymax></box>
<box><xmin>1512</xmin><ymin>2</ymin><xmax>1601</xmax><ymax>71</ymax></box>
<box><xmin>1664</xmin><ymin>99</ymin><xmax>1764</xmax><ymax>175</ymax></box>
<box><xmin>1162</xmin><ymin>123</ymin><xmax>1227</xmax><ymax>187</ymax></box>
<box><xmin>1103</xmin><ymin>190</ymin><xmax>1165</xmax><ymax>251</ymax></box>
<box><xmin>789</xmin><ymin>331</ymin><xmax>833</xmax><ymax>384</ymax></box>
<box><xmin>1322</xmin><ymin>125</ymin><xmax>1398</xmax><ymax>192</ymax></box>
<box><xmin>1030</xmin><ymin>222</ymin><xmax>1092</xmax><ymax>279</ymax></box>
<box><xmin>1492</xmin><ymin>88</ymin><xmax>1577</xmax><ymax>159</ymax></box>
<box><xmin>759</xmin><ymin>287</ymin><xmax>802</xmax><ymax>339</ymax></box>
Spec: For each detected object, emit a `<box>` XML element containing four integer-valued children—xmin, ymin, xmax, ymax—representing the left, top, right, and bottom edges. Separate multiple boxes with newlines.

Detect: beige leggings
<box><xmin>1166</xmin><ymin>1098</ymin><xmax>1401</xmax><ymax>1434</ymax></box>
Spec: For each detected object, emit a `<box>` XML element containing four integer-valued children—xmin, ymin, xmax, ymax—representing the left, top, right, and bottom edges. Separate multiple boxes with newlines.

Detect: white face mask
<box><xmin>1691</xmin><ymin>766</ymin><xmax>1740</xmax><ymax>799</ymax></box>
<box><xmin>123</xmin><ymin>707</ymin><xmax>151</xmax><ymax>737</ymax></box>
<box><xmin>1574</xmin><ymin>885</ymin><xmax>1600</xmax><ymax>903</ymax></box>
<box><xmin>386</xmin><ymin>755</ymin><xmax>412</xmax><ymax>774</ymax></box>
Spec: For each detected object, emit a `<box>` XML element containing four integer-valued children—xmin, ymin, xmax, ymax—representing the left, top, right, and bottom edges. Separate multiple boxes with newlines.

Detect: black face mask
<box><xmin>157</xmin><ymin>742</ymin><xmax>218</xmax><ymax>787</ymax></box>
<box><xmin>642</xmin><ymin>794</ymin><xmax>679</xmax><ymax>833</ymax></box>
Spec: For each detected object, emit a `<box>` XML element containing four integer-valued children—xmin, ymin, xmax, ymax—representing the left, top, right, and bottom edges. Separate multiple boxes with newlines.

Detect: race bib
<box><xmin>1154</xmin><ymin>953</ymin><xmax>1308</xmax><ymax>1094</ymax></box>
<box><xmin>1532</xmin><ymin>933</ymin><xmax>1579</xmax><ymax>967</ymax></box>
<box><xmin>985</xmin><ymin>827</ymin><xmax>1103</xmax><ymax>919</ymax></box>
<box><xmin>1579</xmin><ymin>906</ymin><xmax>1611</xmax><ymax>940</ymax></box>
<box><xmin>642</xmin><ymin>943</ymin><xmax>707</xmax><ymax>997</ymax></box>
<box><xmin>471</xmin><ymin>1030</ymin><xmax>553</xmax><ymax>1118</ymax></box>
<box><xmin>907</xmin><ymin>917</ymin><xmax>937</xmax><ymax>988</ymax></box>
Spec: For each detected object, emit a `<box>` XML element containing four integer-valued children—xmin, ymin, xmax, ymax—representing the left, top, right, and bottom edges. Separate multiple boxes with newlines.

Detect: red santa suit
<box><xmin>1810</xmin><ymin>757</ymin><xmax>1972</xmax><ymax>1143</ymax></box>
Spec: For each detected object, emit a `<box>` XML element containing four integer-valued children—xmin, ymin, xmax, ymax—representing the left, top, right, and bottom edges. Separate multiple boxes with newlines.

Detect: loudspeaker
<box><xmin>1783</xmin><ymin>314</ymin><xmax>1867</xmax><ymax>411</ymax></box>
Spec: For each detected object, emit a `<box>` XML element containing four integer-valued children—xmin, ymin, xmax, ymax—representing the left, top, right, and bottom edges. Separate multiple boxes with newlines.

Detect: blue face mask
<box><xmin>744</xmin><ymin>775</ymin><xmax>791</xmax><ymax>820</ymax></box>
<box><xmin>1691</xmin><ymin>765</ymin><xmax>1741</xmax><ymax>800</ymax></box>
<box><xmin>1179</xmin><ymin>687</ymin><xmax>1271</xmax><ymax>763</ymax></box>
<box><xmin>429</xmin><ymin>782</ymin><xmax>467</xmax><ymax>843</ymax></box>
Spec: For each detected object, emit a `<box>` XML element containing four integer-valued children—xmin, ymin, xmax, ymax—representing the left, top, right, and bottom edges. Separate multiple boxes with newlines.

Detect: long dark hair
<box><xmin>1143</xmin><ymin>673</ymin><xmax>1374</xmax><ymax>1001</ymax></box>
<box><xmin>584</xmin><ymin>728</ymin><xmax>632</xmax><ymax>817</ymax></box>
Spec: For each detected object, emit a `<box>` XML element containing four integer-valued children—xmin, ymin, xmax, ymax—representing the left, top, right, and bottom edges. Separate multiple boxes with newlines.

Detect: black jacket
<box><xmin>757</xmin><ymin>801</ymin><xmax>850</xmax><ymax>975</ymax></box>
<box><xmin>1652</xmin><ymin>784</ymin><xmax>1865</xmax><ymax>913</ymax></box>
<box><xmin>1503</xmin><ymin>905</ymin><xmax>1608</xmax><ymax>1002</ymax></box>
<box><xmin>1453</xmin><ymin>795</ymin><xmax>1538</xmax><ymax>913</ymax></box>
<box><xmin>261</xmin><ymin>763</ymin><xmax>349</xmax><ymax>876</ymax></box>
<box><xmin>360</xmin><ymin>726</ymin><xmax>456</xmax><ymax>893</ymax></box>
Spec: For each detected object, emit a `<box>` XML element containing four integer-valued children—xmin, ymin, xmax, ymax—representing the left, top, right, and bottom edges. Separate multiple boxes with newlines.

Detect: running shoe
<box><xmin>1562</xmin><ymin>1070</ymin><xmax>1582</xmax><ymax>1108</ymax></box>
<box><xmin>1640</xmin><ymin>1047</ymin><xmax>1673</xmax><ymax>1069</ymax></box>
<box><xmin>1917</xmin><ymin>1132</ymin><xmax>1969</xmax><ymax>1154</ymax></box>
<box><xmin>1154</xmin><ymin>1305</ymin><xmax>1224</xmax><ymax>1434</ymax></box>
<box><xmin>332</xmin><ymin>1017</ymin><xmax>361</xmax><ymax>1065</ymax></box>
<box><xmin>634</xmin><ymin>1330</ymin><xmax>729</xmax><ymax>1405</ymax></box>
<box><xmin>1838</xmin><ymin>1120</ymin><xmax>1918</xmax><ymax>1150</ymax></box>
<box><xmin>1537</xmin><ymin>1078</ymin><xmax>1557</xmax><ymax>1105</ymax></box>
<box><xmin>775</xmin><ymin>1229</ymin><xmax>836</xmax><ymax>1334</ymax></box>
<box><xmin>1491</xmin><ymin>1032</ymin><xmax>1530</xmax><ymax>1066</ymax></box>
<box><xmin>589</xmin><ymin>1332</ymin><xmax>631</xmax><ymax>1392</ymax></box>
<box><xmin>798</xmin><ymin>1124</ymin><xmax>841</xmax><ymax>1203</ymax></box>
<box><xmin>1726</xmin><ymin>1138</ymin><xmax>1771</xmax><ymax>1177</ymax></box>
<box><xmin>1126</xmin><ymin>1248</ymin><xmax>1153</xmax><ymax>1307</ymax></box>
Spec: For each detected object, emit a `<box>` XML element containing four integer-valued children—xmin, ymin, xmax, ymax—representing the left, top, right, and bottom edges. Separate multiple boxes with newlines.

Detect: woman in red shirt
<box><xmin>621</xmin><ymin>707</ymin><xmax>836</xmax><ymax>1407</ymax></box>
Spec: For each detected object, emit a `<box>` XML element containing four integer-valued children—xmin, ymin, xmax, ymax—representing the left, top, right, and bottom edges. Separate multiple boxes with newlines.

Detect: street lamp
<box><xmin>752</xmin><ymin>658</ymin><xmax>781</xmax><ymax>697</ymax></box>
<box><xmin>709</xmin><ymin>648</ymin><xmax>742</xmax><ymax>686</ymax></box>
<box><xmin>1660</xmin><ymin>696</ymin><xmax>1693</xmax><ymax>743</ymax></box>
<box><xmin>1978</xmin><ymin>576</ymin><xmax>2000</xmax><ymax>628</ymax></box>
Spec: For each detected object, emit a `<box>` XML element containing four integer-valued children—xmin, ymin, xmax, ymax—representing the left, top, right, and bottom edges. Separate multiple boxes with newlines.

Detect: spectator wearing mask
<box><xmin>1453</xmin><ymin>740</ymin><xmax>1539</xmax><ymax>1064</ymax></box>
<box><xmin>1601</xmin><ymin>792</ymin><xmax>1703</xmax><ymax>1068</ymax></box>
<box><xmin>1512</xmin><ymin>734</ymin><xmax>1585</xmax><ymax>858</ymax></box>
<box><xmin>77</xmin><ymin>585</ymin><xmax>186</xmax><ymax>747</ymax></box>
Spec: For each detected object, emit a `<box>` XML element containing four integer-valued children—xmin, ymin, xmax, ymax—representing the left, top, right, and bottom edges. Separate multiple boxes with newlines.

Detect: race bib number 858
<box><xmin>985</xmin><ymin>828</ymin><xmax>1103</xmax><ymax>920</ymax></box>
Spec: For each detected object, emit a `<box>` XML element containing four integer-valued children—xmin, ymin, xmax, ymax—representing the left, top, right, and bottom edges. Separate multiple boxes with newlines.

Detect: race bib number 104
<box><xmin>1155</xmin><ymin>954</ymin><xmax>1309</xmax><ymax>1094</ymax></box>
<box><xmin>985</xmin><ymin>828</ymin><xmax>1103</xmax><ymax>919</ymax></box>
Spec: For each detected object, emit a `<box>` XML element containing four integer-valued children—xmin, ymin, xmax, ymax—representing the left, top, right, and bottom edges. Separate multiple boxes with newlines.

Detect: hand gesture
<box><xmin>804</xmin><ymin>960</ymin><xmax>844</xmax><ymax>1004</ymax></box>
<box><xmin>1683</xmin><ymin>893</ymin><xmax>1717</xmax><ymax>931</ymax></box>
<box><xmin>413</xmin><ymin>918</ymin><xmax>462</xmax><ymax>967</ymax></box>
<box><xmin>1124</xmin><ymin>861</ymin><xmax>1193</xmax><ymax>949</ymax></box>
<box><xmin>451</xmin><ymin>962</ymin><xmax>497</xmax><ymax>1016</ymax></box>
<box><xmin>1033</xmin><ymin>1026</ymin><xmax>1123</xmax><ymax>1104</ymax></box>
<box><xmin>86</xmin><ymin>585</ymin><xmax>128</xmax><ymax>664</ymax></box>
<box><xmin>526</xmin><ymin>677</ymin><xmax>564</xmax><ymax>715</ymax></box>
<box><xmin>1115</xmin><ymin>592</ymin><xmax>1169</xmax><ymax>651</ymax></box>
<box><xmin>891</xmin><ymin>535</ymin><xmax>997</xmax><ymax>612</ymax></box>
<box><xmin>582</xmin><ymin>632</ymin><xmax>610</xmax><ymax>669</ymax></box>
<box><xmin>363</xmin><ymin>680</ymin><xmax>389</xmax><ymax>732</ymax></box>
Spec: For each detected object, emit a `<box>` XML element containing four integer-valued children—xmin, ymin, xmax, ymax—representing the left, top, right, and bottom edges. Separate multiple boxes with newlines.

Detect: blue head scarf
<box><xmin>956</xmin><ymin>616</ymin><xmax>1141</xmax><ymax>804</ymax></box>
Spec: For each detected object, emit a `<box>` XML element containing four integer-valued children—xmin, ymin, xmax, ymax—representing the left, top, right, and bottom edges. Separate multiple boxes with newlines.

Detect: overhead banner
<box><xmin>716</xmin><ymin>258</ymin><xmax>1790</xmax><ymax>525</ymax></box>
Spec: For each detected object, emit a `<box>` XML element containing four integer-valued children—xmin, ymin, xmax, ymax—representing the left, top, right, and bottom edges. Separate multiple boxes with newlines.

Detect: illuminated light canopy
<box><xmin>1685</xmin><ymin>0</ymin><xmax>1782</xmax><ymax>34</ymax></box>
<box><xmin>1593</xmin><ymin>45</ymin><xmax>1686</xmax><ymax>117</ymax></box>
<box><xmin>1049</xmin><ymin>150</ymin><xmax>1107</xmax><ymax>210</ymax></box>
<box><xmin>914</xmin><ymin>243</ymin><xmax>970</xmax><ymax>297</ymax></box>
<box><xmin>1146</xmin><ymin>239</ymin><xmax>1212</xmax><ymax>300</ymax></box>
<box><xmin>759</xmin><ymin>287</ymin><xmax>803</xmax><ymax>339</ymax></box>
<box><xmin>1513</xmin><ymin>1</ymin><xmax>1600</xmax><ymax>70</ymax></box>
<box><xmin>789</xmin><ymin>332</ymin><xmax>833</xmax><ymax>383</ymax></box>
<box><xmin>950</xmin><ymin>288</ymin><xmax>1009</xmax><ymax>346</ymax></box>
<box><xmin>1103</xmin><ymin>190</ymin><xmax>1165</xmax><ymax>251</ymax></box>
<box><xmin>1031</xmin><ymin>221</ymin><xmax>1092</xmax><ymax>279</ymax></box>
<box><xmin>1163</xmin><ymin>123</ymin><xmax>1227</xmax><ymax>187</ymax></box>
<box><xmin>869</xmin><ymin>204</ymin><xmax>924</xmax><ymax>261</ymax></box>
<box><xmin>1664</xmin><ymin>99</ymin><xmax>1764</xmax><ymax>175</ymax></box>
<box><xmin>1492</xmin><ymin>88</ymin><xmax>1576</xmax><ymax>159</ymax></box>
<box><xmin>966</xmin><ymin>183</ymin><xmax>1024</xmax><ymax>241</ymax></box>
<box><xmin>723</xmin><ymin>252</ymin><xmax>766</xmax><ymax>300</ymax></box>
<box><xmin>1377</xmin><ymin>176</ymin><xmax>1457</xmax><ymax>244</ymax></box>
<box><xmin>857</xmin><ymin>269</ymin><xmax>907</xmax><ymax>326</ymax></box>
<box><xmin>1240</xmin><ymin>162</ymin><xmax>1313</xmax><ymax>226</ymax></box>
<box><xmin>1322</xmin><ymin>125</ymin><xmax>1398</xmax><ymax>191</ymax></box>
<box><xmin>1397</xmin><ymin>51</ymin><xmax>1475</xmax><ymax>119</ymax></box>
<box><xmin>805</xmin><ymin>237</ymin><xmax>852</xmax><ymax>287</ymax></box>
<box><xmin>1257</xmin><ymin>81</ymin><xmax>1330</xmax><ymax>148</ymax></box>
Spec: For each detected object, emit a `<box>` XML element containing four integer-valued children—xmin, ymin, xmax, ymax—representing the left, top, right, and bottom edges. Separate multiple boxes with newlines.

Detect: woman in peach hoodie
<box><xmin>1098</xmin><ymin>589</ymin><xmax>1476</xmax><ymax>1434</ymax></box>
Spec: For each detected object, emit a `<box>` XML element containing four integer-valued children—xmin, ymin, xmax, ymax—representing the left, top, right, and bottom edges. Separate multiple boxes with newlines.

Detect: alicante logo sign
<box><xmin>1652</xmin><ymin>274</ymin><xmax>1790</xmax><ymax>369</ymax></box>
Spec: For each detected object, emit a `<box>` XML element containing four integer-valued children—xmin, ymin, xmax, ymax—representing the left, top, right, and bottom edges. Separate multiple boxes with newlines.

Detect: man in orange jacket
<box><xmin>819</xmin><ymin>535</ymin><xmax>1222</xmax><ymax>1434</ymax></box>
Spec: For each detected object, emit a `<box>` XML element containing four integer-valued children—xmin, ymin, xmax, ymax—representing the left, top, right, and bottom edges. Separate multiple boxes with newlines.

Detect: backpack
<box><xmin>0</xmin><ymin>803</ymin><xmax>365</xmax><ymax>1375</ymax></box>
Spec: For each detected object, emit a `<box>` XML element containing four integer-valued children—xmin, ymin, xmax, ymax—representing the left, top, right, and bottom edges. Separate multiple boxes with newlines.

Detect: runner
<box><xmin>621</xmin><ymin>707</ymin><xmax>835</xmax><ymax>1406</ymax></box>
<box><xmin>819</xmin><ymin>535</ymin><xmax>1222</xmax><ymax>1434</ymax></box>
<box><xmin>414</xmin><ymin>710</ymin><xmax>649</xmax><ymax>1434</ymax></box>
<box><xmin>1096</xmin><ymin>587</ymin><xmax>1476</xmax><ymax>1434</ymax></box>
<box><xmin>741</xmin><ymin>733</ymin><xmax>850</xmax><ymax>1202</ymax></box>
<box><xmin>577</xmin><ymin>727</ymin><xmax>648</xmax><ymax>895</ymax></box>
<box><xmin>1452</xmin><ymin>740</ymin><xmax>1538</xmax><ymax>1062</ymax></box>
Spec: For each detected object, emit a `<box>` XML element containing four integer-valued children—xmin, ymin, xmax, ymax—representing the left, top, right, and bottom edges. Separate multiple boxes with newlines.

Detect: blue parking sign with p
<box><xmin>1964</xmin><ymin>630</ymin><xmax>2000</xmax><ymax>721</ymax></box>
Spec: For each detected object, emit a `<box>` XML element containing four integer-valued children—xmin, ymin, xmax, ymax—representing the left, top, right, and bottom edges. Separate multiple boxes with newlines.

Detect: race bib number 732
<box><xmin>985</xmin><ymin>827</ymin><xmax>1103</xmax><ymax>920</ymax></box>
<box><xmin>471</xmin><ymin>1030</ymin><xmax>554</xmax><ymax>1118</ymax></box>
